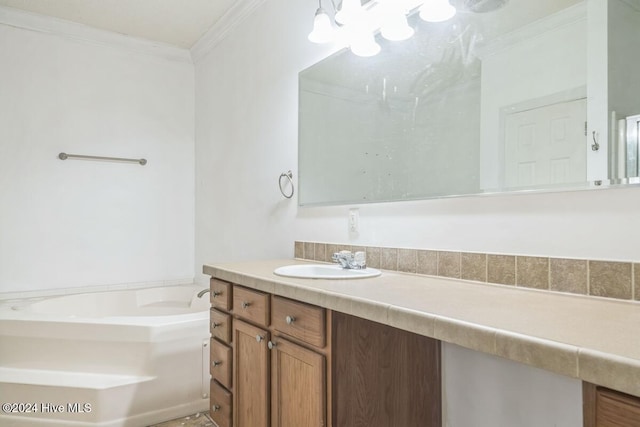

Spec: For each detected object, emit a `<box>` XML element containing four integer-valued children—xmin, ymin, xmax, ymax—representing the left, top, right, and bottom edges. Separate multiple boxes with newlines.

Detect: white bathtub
<box><xmin>0</xmin><ymin>285</ymin><xmax>211</xmax><ymax>427</ymax></box>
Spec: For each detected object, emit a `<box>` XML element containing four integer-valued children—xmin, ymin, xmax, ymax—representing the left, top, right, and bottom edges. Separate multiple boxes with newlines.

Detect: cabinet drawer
<box><xmin>210</xmin><ymin>380</ymin><xmax>232</xmax><ymax>427</ymax></box>
<box><xmin>211</xmin><ymin>308</ymin><xmax>232</xmax><ymax>343</ymax></box>
<box><xmin>233</xmin><ymin>286</ymin><xmax>270</xmax><ymax>326</ymax></box>
<box><xmin>210</xmin><ymin>278</ymin><xmax>232</xmax><ymax>311</ymax></box>
<box><xmin>272</xmin><ymin>296</ymin><xmax>326</xmax><ymax>348</ymax></box>
<box><xmin>211</xmin><ymin>339</ymin><xmax>232</xmax><ymax>389</ymax></box>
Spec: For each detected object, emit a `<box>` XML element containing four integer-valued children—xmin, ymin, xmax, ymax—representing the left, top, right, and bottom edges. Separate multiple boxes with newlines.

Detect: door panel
<box><xmin>505</xmin><ymin>98</ymin><xmax>587</xmax><ymax>188</ymax></box>
<box><xmin>233</xmin><ymin>319</ymin><xmax>270</xmax><ymax>427</ymax></box>
<box><xmin>271</xmin><ymin>338</ymin><xmax>326</xmax><ymax>427</ymax></box>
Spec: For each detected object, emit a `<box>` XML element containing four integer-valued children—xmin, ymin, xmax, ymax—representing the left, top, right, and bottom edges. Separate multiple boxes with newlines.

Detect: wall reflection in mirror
<box><xmin>298</xmin><ymin>0</ymin><xmax>640</xmax><ymax>206</ymax></box>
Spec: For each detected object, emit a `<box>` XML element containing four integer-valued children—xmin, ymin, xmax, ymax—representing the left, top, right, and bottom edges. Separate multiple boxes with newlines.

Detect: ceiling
<box><xmin>0</xmin><ymin>0</ymin><xmax>237</xmax><ymax>49</ymax></box>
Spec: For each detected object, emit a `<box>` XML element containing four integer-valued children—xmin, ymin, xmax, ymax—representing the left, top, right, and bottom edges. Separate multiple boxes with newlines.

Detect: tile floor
<box><xmin>148</xmin><ymin>412</ymin><xmax>213</xmax><ymax>427</ymax></box>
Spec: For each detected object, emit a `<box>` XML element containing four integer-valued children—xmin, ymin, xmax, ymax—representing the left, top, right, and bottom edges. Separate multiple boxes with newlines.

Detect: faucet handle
<box><xmin>332</xmin><ymin>250</ymin><xmax>352</xmax><ymax>268</ymax></box>
<box><xmin>353</xmin><ymin>251</ymin><xmax>366</xmax><ymax>268</ymax></box>
<box><xmin>340</xmin><ymin>250</ymin><xmax>353</xmax><ymax>261</ymax></box>
<box><xmin>332</xmin><ymin>250</ymin><xmax>351</xmax><ymax>261</ymax></box>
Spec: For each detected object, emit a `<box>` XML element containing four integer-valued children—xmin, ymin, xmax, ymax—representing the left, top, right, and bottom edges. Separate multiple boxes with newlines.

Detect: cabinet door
<box><xmin>271</xmin><ymin>338</ymin><xmax>326</xmax><ymax>427</ymax></box>
<box><xmin>596</xmin><ymin>387</ymin><xmax>640</xmax><ymax>426</ymax></box>
<box><xmin>233</xmin><ymin>319</ymin><xmax>270</xmax><ymax>427</ymax></box>
<box><xmin>333</xmin><ymin>311</ymin><xmax>441</xmax><ymax>427</ymax></box>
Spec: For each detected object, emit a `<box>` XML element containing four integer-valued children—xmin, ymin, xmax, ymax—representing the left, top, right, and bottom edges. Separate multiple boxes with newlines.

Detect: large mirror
<box><xmin>298</xmin><ymin>0</ymin><xmax>640</xmax><ymax>206</ymax></box>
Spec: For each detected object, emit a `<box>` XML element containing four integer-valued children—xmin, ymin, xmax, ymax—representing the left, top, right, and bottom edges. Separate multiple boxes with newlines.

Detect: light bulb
<box><xmin>350</xmin><ymin>31</ymin><xmax>381</xmax><ymax>57</ymax></box>
<box><xmin>419</xmin><ymin>0</ymin><xmax>456</xmax><ymax>23</ymax></box>
<box><xmin>335</xmin><ymin>0</ymin><xmax>363</xmax><ymax>25</ymax></box>
<box><xmin>308</xmin><ymin>7</ymin><xmax>334</xmax><ymax>43</ymax></box>
<box><xmin>380</xmin><ymin>11</ymin><xmax>414</xmax><ymax>41</ymax></box>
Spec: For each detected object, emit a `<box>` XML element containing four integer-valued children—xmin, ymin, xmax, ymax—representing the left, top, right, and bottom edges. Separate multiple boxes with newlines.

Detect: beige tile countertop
<box><xmin>203</xmin><ymin>259</ymin><xmax>640</xmax><ymax>397</ymax></box>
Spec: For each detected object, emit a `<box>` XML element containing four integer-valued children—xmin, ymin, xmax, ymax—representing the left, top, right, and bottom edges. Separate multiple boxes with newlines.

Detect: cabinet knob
<box><xmin>212</xmin><ymin>360</ymin><xmax>222</xmax><ymax>367</ymax></box>
<box><xmin>242</xmin><ymin>301</ymin><xmax>251</xmax><ymax>309</ymax></box>
<box><xmin>212</xmin><ymin>322</ymin><xmax>221</xmax><ymax>329</ymax></box>
<box><xmin>268</xmin><ymin>340</ymin><xmax>277</xmax><ymax>350</ymax></box>
<box><xmin>256</xmin><ymin>334</ymin><xmax>264</xmax><ymax>343</ymax></box>
<box><xmin>212</xmin><ymin>404</ymin><xmax>220</xmax><ymax>412</ymax></box>
<box><xmin>212</xmin><ymin>291</ymin><xmax>221</xmax><ymax>298</ymax></box>
<box><xmin>285</xmin><ymin>315</ymin><xmax>296</xmax><ymax>325</ymax></box>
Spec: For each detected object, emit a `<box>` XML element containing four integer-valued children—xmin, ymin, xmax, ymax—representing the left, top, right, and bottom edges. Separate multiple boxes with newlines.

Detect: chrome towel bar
<box><xmin>58</xmin><ymin>152</ymin><xmax>147</xmax><ymax>165</ymax></box>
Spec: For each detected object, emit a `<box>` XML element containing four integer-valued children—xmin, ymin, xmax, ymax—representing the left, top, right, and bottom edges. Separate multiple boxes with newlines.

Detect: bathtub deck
<box><xmin>0</xmin><ymin>367</ymin><xmax>154</xmax><ymax>388</ymax></box>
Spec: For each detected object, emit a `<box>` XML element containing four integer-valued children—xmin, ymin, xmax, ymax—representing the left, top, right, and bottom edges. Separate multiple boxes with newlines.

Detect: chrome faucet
<box><xmin>332</xmin><ymin>250</ymin><xmax>367</xmax><ymax>269</ymax></box>
<box><xmin>197</xmin><ymin>288</ymin><xmax>210</xmax><ymax>298</ymax></box>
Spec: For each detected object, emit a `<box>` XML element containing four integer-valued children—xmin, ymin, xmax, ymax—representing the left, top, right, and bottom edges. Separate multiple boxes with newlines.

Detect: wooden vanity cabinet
<box><xmin>230</xmin><ymin>289</ymin><xmax>327</xmax><ymax>427</ymax></box>
<box><xmin>584</xmin><ymin>383</ymin><xmax>640</xmax><ymax>427</ymax></box>
<box><xmin>209</xmin><ymin>279</ymin><xmax>441</xmax><ymax>427</ymax></box>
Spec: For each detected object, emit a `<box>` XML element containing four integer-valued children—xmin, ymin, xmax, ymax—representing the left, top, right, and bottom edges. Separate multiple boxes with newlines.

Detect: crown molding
<box><xmin>0</xmin><ymin>5</ymin><xmax>192</xmax><ymax>63</ymax></box>
<box><xmin>190</xmin><ymin>0</ymin><xmax>268</xmax><ymax>63</ymax></box>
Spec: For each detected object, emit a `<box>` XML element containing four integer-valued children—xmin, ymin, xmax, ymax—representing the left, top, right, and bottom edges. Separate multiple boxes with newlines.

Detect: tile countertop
<box><xmin>203</xmin><ymin>259</ymin><xmax>640</xmax><ymax>397</ymax></box>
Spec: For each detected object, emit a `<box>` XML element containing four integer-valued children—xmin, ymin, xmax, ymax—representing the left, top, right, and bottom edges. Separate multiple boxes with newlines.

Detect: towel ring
<box><xmin>279</xmin><ymin>170</ymin><xmax>294</xmax><ymax>199</ymax></box>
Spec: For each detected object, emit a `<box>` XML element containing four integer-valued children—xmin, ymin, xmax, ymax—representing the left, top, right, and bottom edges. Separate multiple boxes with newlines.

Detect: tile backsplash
<box><xmin>294</xmin><ymin>241</ymin><xmax>638</xmax><ymax>303</ymax></box>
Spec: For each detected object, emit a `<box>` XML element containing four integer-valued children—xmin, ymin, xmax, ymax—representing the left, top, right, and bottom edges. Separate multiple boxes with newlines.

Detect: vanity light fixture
<box><xmin>308</xmin><ymin>0</ymin><xmax>456</xmax><ymax>56</ymax></box>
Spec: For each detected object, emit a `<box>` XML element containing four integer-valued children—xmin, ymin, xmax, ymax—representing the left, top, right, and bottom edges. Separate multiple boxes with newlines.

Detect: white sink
<box><xmin>273</xmin><ymin>264</ymin><xmax>381</xmax><ymax>279</ymax></box>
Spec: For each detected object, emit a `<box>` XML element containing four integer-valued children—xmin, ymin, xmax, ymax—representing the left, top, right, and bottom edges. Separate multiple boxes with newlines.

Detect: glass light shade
<box><xmin>308</xmin><ymin>8</ymin><xmax>334</xmax><ymax>43</ymax></box>
<box><xmin>350</xmin><ymin>31</ymin><xmax>381</xmax><ymax>57</ymax></box>
<box><xmin>419</xmin><ymin>0</ymin><xmax>456</xmax><ymax>22</ymax></box>
<box><xmin>380</xmin><ymin>12</ymin><xmax>414</xmax><ymax>41</ymax></box>
<box><xmin>335</xmin><ymin>0</ymin><xmax>362</xmax><ymax>25</ymax></box>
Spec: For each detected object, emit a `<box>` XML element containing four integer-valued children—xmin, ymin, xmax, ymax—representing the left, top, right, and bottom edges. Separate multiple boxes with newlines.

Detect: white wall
<box><xmin>0</xmin><ymin>17</ymin><xmax>195</xmax><ymax>294</ymax></box>
<box><xmin>442</xmin><ymin>343</ymin><xmax>582</xmax><ymax>427</ymax></box>
<box><xmin>194</xmin><ymin>0</ymin><xmax>330</xmax><ymax>277</ymax></box>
